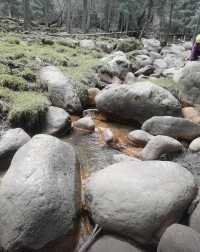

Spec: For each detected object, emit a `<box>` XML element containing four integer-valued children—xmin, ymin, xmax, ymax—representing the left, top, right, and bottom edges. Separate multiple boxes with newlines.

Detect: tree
<box><xmin>65</xmin><ymin>0</ymin><xmax>72</xmax><ymax>33</ymax></box>
<box><xmin>24</xmin><ymin>0</ymin><xmax>31</xmax><ymax>30</ymax></box>
<box><xmin>82</xmin><ymin>0</ymin><xmax>88</xmax><ymax>33</ymax></box>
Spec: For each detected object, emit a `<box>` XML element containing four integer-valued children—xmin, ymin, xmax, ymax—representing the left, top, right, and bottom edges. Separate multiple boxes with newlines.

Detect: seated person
<box><xmin>190</xmin><ymin>34</ymin><xmax>200</xmax><ymax>61</ymax></box>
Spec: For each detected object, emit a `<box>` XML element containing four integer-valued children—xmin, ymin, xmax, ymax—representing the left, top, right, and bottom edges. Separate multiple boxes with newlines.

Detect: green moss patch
<box><xmin>0</xmin><ymin>74</ymin><xmax>27</xmax><ymax>91</ymax></box>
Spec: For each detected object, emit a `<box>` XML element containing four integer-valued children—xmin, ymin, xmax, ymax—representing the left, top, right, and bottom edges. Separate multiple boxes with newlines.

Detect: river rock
<box><xmin>39</xmin><ymin>66</ymin><xmax>82</xmax><ymax>114</ymax></box>
<box><xmin>134</xmin><ymin>55</ymin><xmax>153</xmax><ymax>68</ymax></box>
<box><xmin>189</xmin><ymin>138</ymin><xmax>200</xmax><ymax>152</ymax></box>
<box><xmin>173</xmin><ymin>62</ymin><xmax>200</xmax><ymax>104</ymax></box>
<box><xmin>189</xmin><ymin>199</ymin><xmax>200</xmax><ymax>234</ymax></box>
<box><xmin>134</xmin><ymin>65</ymin><xmax>154</xmax><ymax>77</ymax></box>
<box><xmin>124</xmin><ymin>72</ymin><xmax>136</xmax><ymax>84</ymax></box>
<box><xmin>142</xmin><ymin>116</ymin><xmax>200</xmax><ymax>140</ymax></box>
<box><xmin>140</xmin><ymin>135</ymin><xmax>183</xmax><ymax>160</ymax></box>
<box><xmin>157</xmin><ymin>224</ymin><xmax>200</xmax><ymax>252</ymax></box>
<box><xmin>103</xmin><ymin>128</ymin><xmax>114</xmax><ymax>144</ymax></box>
<box><xmin>112</xmin><ymin>154</ymin><xmax>141</xmax><ymax>163</ymax></box>
<box><xmin>142</xmin><ymin>38</ymin><xmax>161</xmax><ymax>52</ymax></box>
<box><xmin>85</xmin><ymin>161</ymin><xmax>196</xmax><ymax>245</ymax></box>
<box><xmin>128</xmin><ymin>130</ymin><xmax>153</xmax><ymax>146</ymax></box>
<box><xmin>80</xmin><ymin>39</ymin><xmax>95</xmax><ymax>49</ymax></box>
<box><xmin>73</xmin><ymin>116</ymin><xmax>95</xmax><ymax>132</ymax></box>
<box><xmin>96</xmin><ymin>41</ymin><xmax>114</xmax><ymax>53</ymax></box>
<box><xmin>182</xmin><ymin>107</ymin><xmax>200</xmax><ymax>124</ymax></box>
<box><xmin>0</xmin><ymin>134</ymin><xmax>79</xmax><ymax>251</ymax></box>
<box><xmin>87</xmin><ymin>235</ymin><xmax>146</xmax><ymax>252</ymax></box>
<box><xmin>0</xmin><ymin>128</ymin><xmax>30</xmax><ymax>170</ymax></box>
<box><xmin>88</xmin><ymin>88</ymin><xmax>100</xmax><ymax>107</ymax></box>
<box><xmin>97</xmin><ymin>51</ymin><xmax>130</xmax><ymax>80</ymax></box>
<box><xmin>96</xmin><ymin>82</ymin><xmax>181</xmax><ymax>124</ymax></box>
<box><xmin>163</xmin><ymin>54</ymin><xmax>184</xmax><ymax>69</ymax></box>
<box><xmin>43</xmin><ymin>106</ymin><xmax>71</xmax><ymax>136</ymax></box>
<box><xmin>153</xmin><ymin>59</ymin><xmax>168</xmax><ymax>74</ymax></box>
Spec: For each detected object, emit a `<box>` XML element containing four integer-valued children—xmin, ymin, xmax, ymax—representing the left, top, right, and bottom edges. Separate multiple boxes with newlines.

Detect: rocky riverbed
<box><xmin>1</xmin><ymin>31</ymin><xmax>200</xmax><ymax>251</ymax></box>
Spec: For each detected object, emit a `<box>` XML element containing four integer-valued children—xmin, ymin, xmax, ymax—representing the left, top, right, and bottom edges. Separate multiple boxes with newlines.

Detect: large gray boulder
<box><xmin>97</xmin><ymin>51</ymin><xmax>130</xmax><ymax>80</ymax></box>
<box><xmin>173</xmin><ymin>62</ymin><xmax>200</xmax><ymax>104</ymax></box>
<box><xmin>140</xmin><ymin>135</ymin><xmax>183</xmax><ymax>160</ymax></box>
<box><xmin>80</xmin><ymin>39</ymin><xmax>95</xmax><ymax>50</ymax></box>
<box><xmin>142</xmin><ymin>38</ymin><xmax>161</xmax><ymax>52</ymax></box>
<box><xmin>0</xmin><ymin>134</ymin><xmax>79</xmax><ymax>251</ymax></box>
<box><xmin>85</xmin><ymin>161</ymin><xmax>196</xmax><ymax>245</ymax></box>
<box><xmin>96</xmin><ymin>82</ymin><xmax>181</xmax><ymax>124</ymax></box>
<box><xmin>190</xmin><ymin>200</ymin><xmax>200</xmax><ymax>235</ymax></box>
<box><xmin>128</xmin><ymin>130</ymin><xmax>153</xmax><ymax>147</ymax></box>
<box><xmin>39</xmin><ymin>66</ymin><xmax>82</xmax><ymax>114</ymax></box>
<box><xmin>157</xmin><ymin>224</ymin><xmax>200</xmax><ymax>252</ymax></box>
<box><xmin>142</xmin><ymin>116</ymin><xmax>200</xmax><ymax>140</ymax></box>
<box><xmin>87</xmin><ymin>235</ymin><xmax>146</xmax><ymax>252</ymax></box>
<box><xmin>0</xmin><ymin>128</ymin><xmax>31</xmax><ymax>170</ymax></box>
<box><xmin>43</xmin><ymin>106</ymin><xmax>71</xmax><ymax>136</ymax></box>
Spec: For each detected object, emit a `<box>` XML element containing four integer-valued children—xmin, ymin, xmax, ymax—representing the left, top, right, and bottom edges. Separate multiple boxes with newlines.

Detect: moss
<box><xmin>0</xmin><ymin>87</ymin><xmax>50</xmax><ymax>133</ymax></box>
<box><xmin>20</xmin><ymin>68</ymin><xmax>37</xmax><ymax>82</ymax></box>
<box><xmin>0</xmin><ymin>63</ymin><xmax>9</xmax><ymax>75</ymax></box>
<box><xmin>7</xmin><ymin>36</ymin><xmax>21</xmax><ymax>45</ymax></box>
<box><xmin>0</xmin><ymin>74</ymin><xmax>27</xmax><ymax>91</ymax></box>
<box><xmin>116</xmin><ymin>38</ymin><xmax>142</xmax><ymax>53</ymax></box>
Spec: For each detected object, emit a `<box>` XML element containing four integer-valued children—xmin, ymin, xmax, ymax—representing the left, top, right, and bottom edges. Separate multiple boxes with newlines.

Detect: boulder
<box><xmin>189</xmin><ymin>199</ymin><xmax>200</xmax><ymax>234</ymax></box>
<box><xmin>0</xmin><ymin>128</ymin><xmax>30</xmax><ymax>170</ymax></box>
<box><xmin>189</xmin><ymin>138</ymin><xmax>200</xmax><ymax>152</ymax></box>
<box><xmin>96</xmin><ymin>41</ymin><xmax>114</xmax><ymax>53</ymax></box>
<box><xmin>173</xmin><ymin>62</ymin><xmax>200</xmax><ymax>104</ymax></box>
<box><xmin>43</xmin><ymin>106</ymin><xmax>71</xmax><ymax>136</ymax></box>
<box><xmin>142</xmin><ymin>38</ymin><xmax>161</xmax><ymax>52</ymax></box>
<box><xmin>87</xmin><ymin>235</ymin><xmax>146</xmax><ymax>252</ymax></box>
<box><xmin>161</xmin><ymin>44</ymin><xmax>185</xmax><ymax>56</ymax></box>
<box><xmin>142</xmin><ymin>116</ymin><xmax>200</xmax><ymax>140</ymax></box>
<box><xmin>134</xmin><ymin>65</ymin><xmax>154</xmax><ymax>77</ymax></box>
<box><xmin>124</xmin><ymin>72</ymin><xmax>136</xmax><ymax>84</ymax></box>
<box><xmin>103</xmin><ymin>128</ymin><xmax>114</xmax><ymax>144</ymax></box>
<box><xmin>112</xmin><ymin>154</ymin><xmax>141</xmax><ymax>163</ymax></box>
<box><xmin>96</xmin><ymin>82</ymin><xmax>181</xmax><ymax>124</ymax></box>
<box><xmin>97</xmin><ymin>51</ymin><xmax>130</xmax><ymax>80</ymax></box>
<box><xmin>163</xmin><ymin>54</ymin><xmax>184</xmax><ymax>69</ymax></box>
<box><xmin>128</xmin><ymin>130</ymin><xmax>153</xmax><ymax>147</ymax></box>
<box><xmin>116</xmin><ymin>38</ymin><xmax>142</xmax><ymax>53</ymax></box>
<box><xmin>140</xmin><ymin>135</ymin><xmax>183</xmax><ymax>160</ymax></box>
<box><xmin>80</xmin><ymin>39</ymin><xmax>95</xmax><ymax>49</ymax></box>
<box><xmin>39</xmin><ymin>66</ymin><xmax>82</xmax><ymax>114</ymax></box>
<box><xmin>157</xmin><ymin>224</ymin><xmax>200</xmax><ymax>252</ymax></box>
<box><xmin>153</xmin><ymin>59</ymin><xmax>168</xmax><ymax>74</ymax></box>
<box><xmin>134</xmin><ymin>55</ymin><xmax>153</xmax><ymax>68</ymax></box>
<box><xmin>0</xmin><ymin>134</ymin><xmax>79</xmax><ymax>251</ymax></box>
<box><xmin>183</xmin><ymin>41</ymin><xmax>193</xmax><ymax>50</ymax></box>
<box><xmin>73</xmin><ymin>116</ymin><xmax>95</xmax><ymax>132</ymax></box>
<box><xmin>85</xmin><ymin>161</ymin><xmax>196</xmax><ymax>245</ymax></box>
<box><xmin>162</xmin><ymin>67</ymin><xmax>179</xmax><ymax>78</ymax></box>
<box><xmin>182</xmin><ymin>107</ymin><xmax>200</xmax><ymax>124</ymax></box>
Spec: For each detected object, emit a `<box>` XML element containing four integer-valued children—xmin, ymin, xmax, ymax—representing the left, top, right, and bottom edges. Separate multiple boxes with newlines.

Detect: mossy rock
<box><xmin>0</xmin><ymin>87</ymin><xmax>50</xmax><ymax>133</ymax></box>
<box><xmin>21</xmin><ymin>68</ymin><xmax>37</xmax><ymax>82</ymax></box>
<box><xmin>116</xmin><ymin>38</ymin><xmax>142</xmax><ymax>53</ymax></box>
<box><xmin>73</xmin><ymin>81</ymin><xmax>89</xmax><ymax>108</ymax></box>
<box><xmin>57</xmin><ymin>39</ymin><xmax>79</xmax><ymax>48</ymax></box>
<box><xmin>41</xmin><ymin>38</ymin><xmax>54</xmax><ymax>45</ymax></box>
<box><xmin>0</xmin><ymin>74</ymin><xmax>27</xmax><ymax>91</ymax></box>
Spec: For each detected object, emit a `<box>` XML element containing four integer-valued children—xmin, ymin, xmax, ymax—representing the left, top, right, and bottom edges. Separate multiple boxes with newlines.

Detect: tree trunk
<box><xmin>166</xmin><ymin>0</ymin><xmax>175</xmax><ymax>43</ymax></box>
<box><xmin>44</xmin><ymin>0</ymin><xmax>49</xmax><ymax>27</ymax></box>
<box><xmin>66</xmin><ymin>0</ymin><xmax>72</xmax><ymax>33</ymax></box>
<box><xmin>82</xmin><ymin>0</ymin><xmax>88</xmax><ymax>33</ymax></box>
<box><xmin>105</xmin><ymin>0</ymin><xmax>112</xmax><ymax>32</ymax></box>
<box><xmin>24</xmin><ymin>0</ymin><xmax>30</xmax><ymax>30</ymax></box>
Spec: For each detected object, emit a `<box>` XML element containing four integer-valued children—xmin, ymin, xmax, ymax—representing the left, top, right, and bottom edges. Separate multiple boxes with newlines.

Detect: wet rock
<box><xmin>85</xmin><ymin>161</ymin><xmax>196</xmax><ymax>245</ymax></box>
<box><xmin>142</xmin><ymin>116</ymin><xmax>200</xmax><ymax>140</ymax></box>
<box><xmin>142</xmin><ymin>38</ymin><xmax>161</xmax><ymax>52</ymax></box>
<box><xmin>39</xmin><ymin>66</ymin><xmax>82</xmax><ymax>114</ymax></box>
<box><xmin>97</xmin><ymin>51</ymin><xmax>130</xmax><ymax>80</ymax></box>
<box><xmin>182</xmin><ymin>107</ymin><xmax>200</xmax><ymax>124</ymax></box>
<box><xmin>0</xmin><ymin>128</ymin><xmax>30</xmax><ymax>170</ymax></box>
<box><xmin>128</xmin><ymin>130</ymin><xmax>153</xmax><ymax>147</ymax></box>
<box><xmin>157</xmin><ymin>224</ymin><xmax>200</xmax><ymax>252</ymax></box>
<box><xmin>73</xmin><ymin>116</ymin><xmax>95</xmax><ymax>132</ymax></box>
<box><xmin>87</xmin><ymin>235</ymin><xmax>146</xmax><ymax>252</ymax></box>
<box><xmin>189</xmin><ymin>138</ymin><xmax>200</xmax><ymax>152</ymax></box>
<box><xmin>43</xmin><ymin>106</ymin><xmax>71</xmax><ymax>136</ymax></box>
<box><xmin>96</xmin><ymin>82</ymin><xmax>181</xmax><ymax>124</ymax></box>
<box><xmin>80</xmin><ymin>39</ymin><xmax>95</xmax><ymax>50</ymax></box>
<box><xmin>112</xmin><ymin>154</ymin><xmax>141</xmax><ymax>163</ymax></box>
<box><xmin>134</xmin><ymin>65</ymin><xmax>154</xmax><ymax>77</ymax></box>
<box><xmin>140</xmin><ymin>135</ymin><xmax>183</xmax><ymax>160</ymax></box>
<box><xmin>88</xmin><ymin>88</ymin><xmax>100</xmax><ymax>107</ymax></box>
<box><xmin>0</xmin><ymin>134</ymin><xmax>79</xmax><ymax>251</ymax></box>
<box><xmin>103</xmin><ymin>128</ymin><xmax>114</xmax><ymax>144</ymax></box>
<box><xmin>173</xmin><ymin>62</ymin><xmax>200</xmax><ymax>104</ymax></box>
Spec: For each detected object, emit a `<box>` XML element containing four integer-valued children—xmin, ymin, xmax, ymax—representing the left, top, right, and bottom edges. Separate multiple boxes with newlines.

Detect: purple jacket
<box><xmin>190</xmin><ymin>42</ymin><xmax>200</xmax><ymax>61</ymax></box>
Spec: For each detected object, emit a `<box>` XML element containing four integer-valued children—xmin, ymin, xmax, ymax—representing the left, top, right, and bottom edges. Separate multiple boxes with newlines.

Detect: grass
<box><xmin>0</xmin><ymin>74</ymin><xmax>27</xmax><ymax>91</ymax></box>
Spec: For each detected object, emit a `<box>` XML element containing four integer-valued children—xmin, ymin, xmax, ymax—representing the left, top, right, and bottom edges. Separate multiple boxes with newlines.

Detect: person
<box><xmin>189</xmin><ymin>34</ymin><xmax>200</xmax><ymax>61</ymax></box>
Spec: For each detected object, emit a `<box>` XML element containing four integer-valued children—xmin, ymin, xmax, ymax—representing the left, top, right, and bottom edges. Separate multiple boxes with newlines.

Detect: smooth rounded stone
<box><xmin>189</xmin><ymin>138</ymin><xmax>200</xmax><ymax>152</ymax></box>
<box><xmin>80</xmin><ymin>39</ymin><xmax>95</xmax><ymax>49</ymax></box>
<box><xmin>124</xmin><ymin>72</ymin><xmax>136</xmax><ymax>84</ymax></box>
<box><xmin>140</xmin><ymin>135</ymin><xmax>183</xmax><ymax>160</ymax></box>
<box><xmin>128</xmin><ymin>130</ymin><xmax>153</xmax><ymax>147</ymax></box>
<box><xmin>0</xmin><ymin>134</ymin><xmax>79</xmax><ymax>251</ymax></box>
<box><xmin>190</xmin><ymin>199</ymin><xmax>200</xmax><ymax>234</ymax></box>
<box><xmin>85</xmin><ymin>161</ymin><xmax>196</xmax><ymax>245</ymax></box>
<box><xmin>112</xmin><ymin>154</ymin><xmax>141</xmax><ymax>163</ymax></box>
<box><xmin>88</xmin><ymin>88</ymin><xmax>100</xmax><ymax>107</ymax></box>
<box><xmin>134</xmin><ymin>55</ymin><xmax>153</xmax><ymax>68</ymax></box>
<box><xmin>183</xmin><ymin>41</ymin><xmax>193</xmax><ymax>50</ymax></box>
<box><xmin>157</xmin><ymin>224</ymin><xmax>200</xmax><ymax>252</ymax></box>
<box><xmin>95</xmin><ymin>41</ymin><xmax>114</xmax><ymax>53</ymax></box>
<box><xmin>142</xmin><ymin>38</ymin><xmax>161</xmax><ymax>52</ymax></box>
<box><xmin>182</xmin><ymin>107</ymin><xmax>200</xmax><ymax>124</ymax></box>
<box><xmin>43</xmin><ymin>106</ymin><xmax>71</xmax><ymax>136</ymax></box>
<box><xmin>73</xmin><ymin>116</ymin><xmax>95</xmax><ymax>132</ymax></box>
<box><xmin>142</xmin><ymin>116</ymin><xmax>200</xmax><ymax>140</ymax></box>
<box><xmin>173</xmin><ymin>62</ymin><xmax>200</xmax><ymax>104</ymax></box>
<box><xmin>134</xmin><ymin>65</ymin><xmax>154</xmax><ymax>77</ymax></box>
<box><xmin>103</xmin><ymin>128</ymin><xmax>114</xmax><ymax>144</ymax></box>
<box><xmin>96</xmin><ymin>82</ymin><xmax>181</xmax><ymax>124</ymax></box>
<box><xmin>87</xmin><ymin>235</ymin><xmax>146</xmax><ymax>252</ymax></box>
<box><xmin>97</xmin><ymin>51</ymin><xmax>130</xmax><ymax>80</ymax></box>
<box><xmin>0</xmin><ymin>128</ymin><xmax>31</xmax><ymax>170</ymax></box>
<box><xmin>148</xmin><ymin>51</ymin><xmax>162</xmax><ymax>60</ymax></box>
<box><xmin>39</xmin><ymin>66</ymin><xmax>82</xmax><ymax>114</ymax></box>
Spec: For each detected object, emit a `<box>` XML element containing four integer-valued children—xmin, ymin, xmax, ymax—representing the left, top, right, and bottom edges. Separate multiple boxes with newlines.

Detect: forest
<box><xmin>0</xmin><ymin>0</ymin><xmax>200</xmax><ymax>36</ymax></box>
